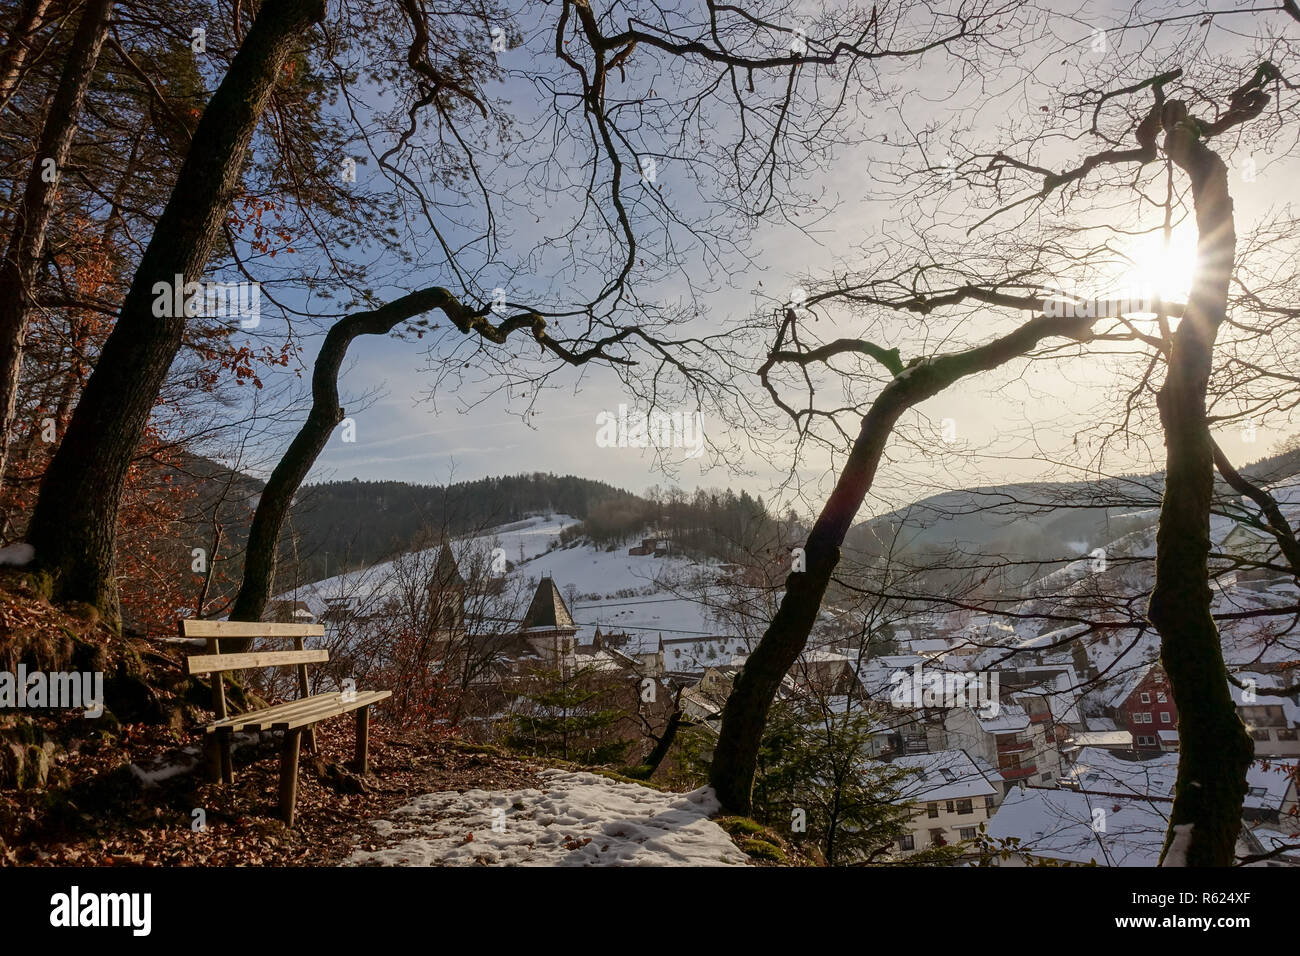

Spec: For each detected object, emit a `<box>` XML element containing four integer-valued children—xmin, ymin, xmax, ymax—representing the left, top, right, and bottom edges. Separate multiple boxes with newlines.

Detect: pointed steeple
<box><xmin>431</xmin><ymin>542</ymin><xmax>465</xmax><ymax>590</ymax></box>
<box><xmin>520</xmin><ymin>576</ymin><xmax>576</xmax><ymax>632</ymax></box>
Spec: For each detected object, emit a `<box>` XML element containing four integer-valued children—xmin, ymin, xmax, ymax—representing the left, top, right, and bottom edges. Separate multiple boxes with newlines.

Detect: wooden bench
<box><xmin>181</xmin><ymin>620</ymin><xmax>391</xmax><ymax>826</ymax></box>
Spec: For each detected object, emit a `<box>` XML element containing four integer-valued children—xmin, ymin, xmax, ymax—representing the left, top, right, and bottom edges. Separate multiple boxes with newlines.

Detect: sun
<box><xmin>1125</xmin><ymin>228</ymin><xmax>1200</xmax><ymax>306</ymax></box>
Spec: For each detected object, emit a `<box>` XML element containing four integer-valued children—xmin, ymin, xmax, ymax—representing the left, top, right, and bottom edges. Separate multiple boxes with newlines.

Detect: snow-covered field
<box><xmin>278</xmin><ymin>514</ymin><xmax>742</xmax><ymax>659</ymax></box>
<box><xmin>519</xmin><ymin>542</ymin><xmax>729</xmax><ymax>652</ymax></box>
<box><xmin>344</xmin><ymin>770</ymin><xmax>749</xmax><ymax>867</ymax></box>
<box><xmin>274</xmin><ymin>513</ymin><xmax>582</xmax><ymax>617</ymax></box>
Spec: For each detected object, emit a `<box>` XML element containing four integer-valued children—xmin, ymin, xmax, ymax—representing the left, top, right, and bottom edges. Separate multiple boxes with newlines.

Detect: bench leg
<box><xmin>353</xmin><ymin>707</ymin><xmax>370</xmax><ymax>775</ymax></box>
<box><xmin>279</xmin><ymin>729</ymin><xmax>302</xmax><ymax>827</ymax></box>
<box><xmin>204</xmin><ymin>734</ymin><xmax>223</xmax><ymax>782</ymax></box>
<box><xmin>220</xmin><ymin>731</ymin><xmax>235</xmax><ymax>785</ymax></box>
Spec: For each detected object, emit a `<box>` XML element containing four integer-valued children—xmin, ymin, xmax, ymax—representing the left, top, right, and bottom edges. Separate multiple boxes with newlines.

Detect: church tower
<box><xmin>520</xmin><ymin>576</ymin><xmax>578</xmax><ymax>666</ymax></box>
<box><xmin>427</xmin><ymin>543</ymin><xmax>466</xmax><ymax>639</ymax></box>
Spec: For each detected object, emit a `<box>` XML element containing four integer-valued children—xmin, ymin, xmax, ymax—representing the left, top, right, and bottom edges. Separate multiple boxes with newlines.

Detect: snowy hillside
<box><xmin>517</xmin><ymin>542</ymin><xmax>733</xmax><ymax>655</ymax></box>
<box><xmin>276</xmin><ymin>515</ymin><xmax>751</xmax><ymax>663</ymax></box>
<box><xmin>273</xmin><ymin>513</ymin><xmax>582</xmax><ymax>618</ymax></box>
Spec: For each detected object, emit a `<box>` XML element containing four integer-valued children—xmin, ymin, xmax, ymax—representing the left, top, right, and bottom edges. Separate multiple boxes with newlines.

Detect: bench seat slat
<box><xmin>204</xmin><ymin>691</ymin><xmax>391</xmax><ymax>733</ymax></box>
<box><xmin>186</xmin><ymin>649</ymin><xmax>329</xmax><ymax>675</ymax></box>
<box><xmin>180</xmin><ymin>621</ymin><xmax>325</xmax><ymax>640</ymax></box>
<box><xmin>203</xmin><ymin>693</ymin><xmax>353</xmax><ymax>730</ymax></box>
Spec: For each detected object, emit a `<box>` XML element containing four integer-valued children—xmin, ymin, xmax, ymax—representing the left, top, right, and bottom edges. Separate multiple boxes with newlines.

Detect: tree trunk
<box><xmin>633</xmin><ymin>706</ymin><xmax>685</xmax><ymax>779</ymax></box>
<box><xmin>1148</xmin><ymin>101</ymin><xmax>1254</xmax><ymax>867</ymax></box>
<box><xmin>0</xmin><ymin>0</ymin><xmax>53</xmax><ymax>115</ymax></box>
<box><xmin>709</xmin><ymin>312</ymin><xmax>1100</xmax><ymax>813</ymax></box>
<box><xmin>229</xmin><ymin>287</ymin><xmax>462</xmax><ymax>636</ymax></box>
<box><xmin>24</xmin><ymin>0</ymin><xmax>327</xmax><ymax>623</ymax></box>
<box><xmin>0</xmin><ymin>0</ymin><xmax>114</xmax><ymax>492</ymax></box>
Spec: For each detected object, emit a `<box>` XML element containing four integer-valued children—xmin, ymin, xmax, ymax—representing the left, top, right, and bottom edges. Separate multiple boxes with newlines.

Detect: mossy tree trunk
<box><xmin>1149</xmin><ymin>101</ymin><xmax>1255</xmax><ymax>866</ymax></box>
<box><xmin>24</xmin><ymin>0</ymin><xmax>327</xmax><ymax>623</ymax></box>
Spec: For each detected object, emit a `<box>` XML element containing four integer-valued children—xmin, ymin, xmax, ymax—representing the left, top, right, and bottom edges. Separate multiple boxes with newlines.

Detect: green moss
<box><xmin>740</xmin><ymin>838</ymin><xmax>787</xmax><ymax>863</ymax></box>
<box><xmin>715</xmin><ymin>816</ymin><xmax>767</xmax><ymax>837</ymax></box>
<box><xmin>28</xmin><ymin>570</ymin><xmax>55</xmax><ymax>601</ymax></box>
<box><xmin>453</xmin><ymin>742</ymin><xmax>504</xmax><ymax>757</ymax></box>
<box><xmin>588</xmin><ymin>767</ymin><xmax>668</xmax><ymax>791</ymax></box>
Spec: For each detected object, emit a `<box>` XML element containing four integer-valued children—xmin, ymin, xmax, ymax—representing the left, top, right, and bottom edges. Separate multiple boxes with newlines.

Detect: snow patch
<box><xmin>1161</xmin><ymin>823</ymin><xmax>1193</xmax><ymax>867</ymax></box>
<box><xmin>344</xmin><ymin>770</ymin><xmax>750</xmax><ymax>867</ymax></box>
<box><xmin>0</xmin><ymin>542</ymin><xmax>35</xmax><ymax>567</ymax></box>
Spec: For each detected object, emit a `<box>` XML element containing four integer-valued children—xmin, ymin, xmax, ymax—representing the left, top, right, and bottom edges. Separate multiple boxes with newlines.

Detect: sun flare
<box><xmin>1125</xmin><ymin>228</ymin><xmax>1200</xmax><ymax>306</ymax></box>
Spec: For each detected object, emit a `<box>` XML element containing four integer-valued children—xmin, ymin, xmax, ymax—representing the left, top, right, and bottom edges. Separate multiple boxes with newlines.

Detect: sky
<box><xmin>206</xmin><ymin>1</ymin><xmax>1300</xmax><ymax>519</ymax></box>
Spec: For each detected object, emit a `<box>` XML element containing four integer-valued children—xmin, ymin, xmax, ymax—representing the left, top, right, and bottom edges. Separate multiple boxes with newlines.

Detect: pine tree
<box><xmin>505</xmin><ymin>666</ymin><xmax>632</xmax><ymax>764</ymax></box>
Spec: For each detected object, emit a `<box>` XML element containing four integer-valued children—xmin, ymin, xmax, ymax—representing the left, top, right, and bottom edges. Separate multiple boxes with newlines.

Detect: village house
<box><xmin>265</xmin><ymin>599</ymin><xmax>314</xmax><ymax>624</ymax></box>
<box><xmin>943</xmin><ymin>703</ymin><xmax>1062</xmax><ymax>794</ymax></box>
<box><xmin>1097</xmin><ymin>662</ymin><xmax>1178</xmax><ymax>751</ymax></box>
<box><xmin>627</xmin><ymin>536</ymin><xmax>669</xmax><ymax>556</ymax></box>
<box><xmin>1230</xmin><ymin>673</ymin><xmax>1300</xmax><ymax>758</ymax></box>
<box><xmin>886</xmin><ymin>749</ymin><xmax>1002</xmax><ymax>856</ymax></box>
<box><xmin>1062</xmin><ymin>746</ymin><xmax>1298</xmax><ymax>839</ymax></box>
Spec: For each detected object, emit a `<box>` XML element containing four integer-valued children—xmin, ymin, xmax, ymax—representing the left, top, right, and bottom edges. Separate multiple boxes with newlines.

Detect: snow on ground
<box><xmin>344</xmin><ymin>770</ymin><xmax>749</xmax><ymax>867</ymax></box>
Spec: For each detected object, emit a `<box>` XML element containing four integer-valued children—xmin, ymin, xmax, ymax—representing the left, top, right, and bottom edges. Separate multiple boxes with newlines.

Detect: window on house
<box><xmin>1140</xmin><ymin>692</ymin><xmax>1150</xmax><ymax>703</ymax></box>
<box><xmin>1137</xmin><ymin>736</ymin><xmax>1155</xmax><ymax>746</ymax></box>
<box><xmin>899</xmin><ymin>834</ymin><xmax>915</xmax><ymax>851</ymax></box>
<box><xmin>958</xmin><ymin>827</ymin><xmax>977</xmax><ymax>841</ymax></box>
<box><xmin>1278</xmin><ymin>728</ymin><xmax>1298</xmax><ymax>741</ymax></box>
<box><xmin>984</xmin><ymin>795</ymin><xmax>995</xmax><ymax>810</ymax></box>
<box><xmin>1160</xmin><ymin>712</ymin><xmax>1171</xmax><ymax>724</ymax></box>
<box><xmin>945</xmin><ymin>800</ymin><xmax>955</xmax><ymax>813</ymax></box>
<box><xmin>1156</xmin><ymin>692</ymin><xmax>1167</xmax><ymax>703</ymax></box>
<box><xmin>927</xmin><ymin>803</ymin><xmax>939</xmax><ymax>818</ymax></box>
<box><xmin>1251</xmin><ymin>728</ymin><xmax>1271</xmax><ymax>741</ymax></box>
<box><xmin>1248</xmin><ymin>787</ymin><xmax>1269</xmax><ymax>798</ymax></box>
<box><xmin>956</xmin><ymin>799</ymin><xmax>973</xmax><ymax>816</ymax></box>
<box><xmin>1041</xmin><ymin>772</ymin><xmax>1053</xmax><ymax>782</ymax></box>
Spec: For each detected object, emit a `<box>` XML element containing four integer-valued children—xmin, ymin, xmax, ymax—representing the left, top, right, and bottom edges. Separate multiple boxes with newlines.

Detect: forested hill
<box><xmin>284</xmin><ymin>473</ymin><xmax>637</xmax><ymax>579</ymax></box>
<box><xmin>844</xmin><ymin>441</ymin><xmax>1300</xmax><ymax>576</ymax></box>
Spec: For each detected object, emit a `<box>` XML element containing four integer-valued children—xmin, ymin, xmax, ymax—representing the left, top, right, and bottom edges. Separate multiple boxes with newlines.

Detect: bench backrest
<box><xmin>182</xmin><ymin>620</ymin><xmax>326</xmax><ymax>722</ymax></box>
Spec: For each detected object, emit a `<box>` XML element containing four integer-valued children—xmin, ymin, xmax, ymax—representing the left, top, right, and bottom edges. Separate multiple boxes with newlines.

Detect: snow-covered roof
<box><xmin>1064</xmin><ymin>747</ymin><xmax>1177</xmax><ymax>799</ymax></box>
<box><xmin>887</xmin><ymin>750</ymin><xmax>999</xmax><ymax>804</ymax></box>
<box><xmin>986</xmin><ymin>787</ymin><xmax>1169</xmax><ymax>866</ymax></box>
<box><xmin>1068</xmin><ymin>730</ymin><xmax>1132</xmax><ymax>749</ymax></box>
<box><xmin>1066</xmin><ymin>747</ymin><xmax>1297</xmax><ymax>812</ymax></box>
<box><xmin>1229</xmin><ymin>674</ymin><xmax>1300</xmax><ymax>728</ymax></box>
<box><xmin>976</xmin><ymin>702</ymin><xmax>1029</xmax><ymax>733</ymax></box>
<box><xmin>1098</xmin><ymin>662</ymin><xmax>1157</xmax><ymax>708</ymax></box>
<box><xmin>1245</xmin><ymin>759</ymin><xmax>1299</xmax><ymax>811</ymax></box>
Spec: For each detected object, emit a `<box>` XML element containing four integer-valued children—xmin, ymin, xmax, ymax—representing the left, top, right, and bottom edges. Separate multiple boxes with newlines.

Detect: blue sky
<box><xmin>204</xmin><ymin>1</ymin><xmax>1299</xmax><ymax>515</ymax></box>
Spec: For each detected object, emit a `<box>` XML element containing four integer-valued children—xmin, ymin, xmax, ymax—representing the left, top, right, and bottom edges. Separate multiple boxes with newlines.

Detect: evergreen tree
<box><xmin>505</xmin><ymin>666</ymin><xmax>632</xmax><ymax>764</ymax></box>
